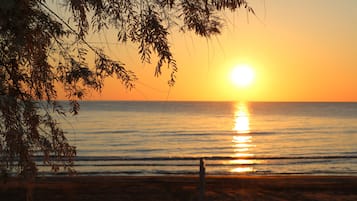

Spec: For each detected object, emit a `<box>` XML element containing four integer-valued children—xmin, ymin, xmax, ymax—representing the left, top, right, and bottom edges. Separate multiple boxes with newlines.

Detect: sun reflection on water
<box><xmin>230</xmin><ymin>102</ymin><xmax>256</xmax><ymax>173</ymax></box>
<box><xmin>233</xmin><ymin>103</ymin><xmax>250</xmax><ymax>134</ymax></box>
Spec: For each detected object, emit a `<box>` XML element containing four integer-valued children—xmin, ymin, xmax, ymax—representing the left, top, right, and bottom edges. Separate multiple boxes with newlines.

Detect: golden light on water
<box><xmin>231</xmin><ymin>167</ymin><xmax>254</xmax><ymax>173</ymax></box>
<box><xmin>233</xmin><ymin>135</ymin><xmax>252</xmax><ymax>143</ymax></box>
<box><xmin>230</xmin><ymin>102</ymin><xmax>256</xmax><ymax>173</ymax></box>
<box><xmin>233</xmin><ymin>103</ymin><xmax>250</xmax><ymax>133</ymax></box>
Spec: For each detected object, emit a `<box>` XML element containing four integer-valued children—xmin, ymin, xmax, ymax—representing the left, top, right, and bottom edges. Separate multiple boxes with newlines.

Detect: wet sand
<box><xmin>1</xmin><ymin>175</ymin><xmax>357</xmax><ymax>201</ymax></box>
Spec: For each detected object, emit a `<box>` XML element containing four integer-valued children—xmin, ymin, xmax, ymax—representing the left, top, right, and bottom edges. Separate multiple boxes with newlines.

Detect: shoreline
<box><xmin>2</xmin><ymin>175</ymin><xmax>357</xmax><ymax>201</ymax></box>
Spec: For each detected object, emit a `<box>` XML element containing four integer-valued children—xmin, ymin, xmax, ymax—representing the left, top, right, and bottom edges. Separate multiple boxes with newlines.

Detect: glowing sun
<box><xmin>231</xmin><ymin>65</ymin><xmax>255</xmax><ymax>87</ymax></box>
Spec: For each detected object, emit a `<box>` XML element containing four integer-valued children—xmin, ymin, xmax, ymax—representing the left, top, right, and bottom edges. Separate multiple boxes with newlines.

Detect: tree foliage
<box><xmin>0</xmin><ymin>0</ymin><xmax>253</xmax><ymax>178</ymax></box>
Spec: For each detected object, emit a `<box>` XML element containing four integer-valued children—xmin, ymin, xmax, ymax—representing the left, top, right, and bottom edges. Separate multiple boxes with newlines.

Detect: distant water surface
<box><xmin>55</xmin><ymin>101</ymin><xmax>357</xmax><ymax>176</ymax></box>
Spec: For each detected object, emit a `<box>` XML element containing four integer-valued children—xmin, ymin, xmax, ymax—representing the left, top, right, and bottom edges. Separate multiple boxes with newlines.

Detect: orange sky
<box><xmin>57</xmin><ymin>0</ymin><xmax>357</xmax><ymax>102</ymax></box>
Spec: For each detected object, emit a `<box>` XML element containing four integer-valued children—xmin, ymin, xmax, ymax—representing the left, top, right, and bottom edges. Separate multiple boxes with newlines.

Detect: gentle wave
<box><xmin>75</xmin><ymin>130</ymin><xmax>280</xmax><ymax>136</ymax></box>
<box><xmin>35</xmin><ymin>155</ymin><xmax>357</xmax><ymax>176</ymax></box>
<box><xmin>33</xmin><ymin>155</ymin><xmax>357</xmax><ymax>161</ymax></box>
<box><xmin>79</xmin><ymin>130</ymin><xmax>138</xmax><ymax>134</ymax></box>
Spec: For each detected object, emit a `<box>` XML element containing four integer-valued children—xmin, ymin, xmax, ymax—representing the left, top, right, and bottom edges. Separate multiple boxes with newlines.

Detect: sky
<box><xmin>57</xmin><ymin>0</ymin><xmax>357</xmax><ymax>102</ymax></box>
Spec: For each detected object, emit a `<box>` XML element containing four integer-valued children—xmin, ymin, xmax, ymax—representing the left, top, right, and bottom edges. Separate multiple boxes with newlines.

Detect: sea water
<box><xmin>55</xmin><ymin>101</ymin><xmax>357</xmax><ymax>176</ymax></box>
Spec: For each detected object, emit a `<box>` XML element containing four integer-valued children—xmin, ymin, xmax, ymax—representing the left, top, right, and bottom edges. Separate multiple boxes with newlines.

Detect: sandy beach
<box><xmin>1</xmin><ymin>175</ymin><xmax>357</xmax><ymax>201</ymax></box>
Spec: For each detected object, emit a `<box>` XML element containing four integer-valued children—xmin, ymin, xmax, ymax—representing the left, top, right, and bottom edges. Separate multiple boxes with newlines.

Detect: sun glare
<box><xmin>231</xmin><ymin>65</ymin><xmax>255</xmax><ymax>87</ymax></box>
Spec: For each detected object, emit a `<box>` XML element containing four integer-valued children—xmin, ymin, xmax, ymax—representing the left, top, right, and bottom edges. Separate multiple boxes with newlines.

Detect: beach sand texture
<box><xmin>1</xmin><ymin>176</ymin><xmax>357</xmax><ymax>201</ymax></box>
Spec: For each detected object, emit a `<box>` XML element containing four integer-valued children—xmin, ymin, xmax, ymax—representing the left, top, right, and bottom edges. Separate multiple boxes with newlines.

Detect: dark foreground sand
<box><xmin>1</xmin><ymin>175</ymin><xmax>357</xmax><ymax>201</ymax></box>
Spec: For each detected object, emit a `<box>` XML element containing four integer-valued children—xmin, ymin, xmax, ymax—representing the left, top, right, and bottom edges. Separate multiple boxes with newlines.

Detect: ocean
<box><xmin>53</xmin><ymin>101</ymin><xmax>357</xmax><ymax>176</ymax></box>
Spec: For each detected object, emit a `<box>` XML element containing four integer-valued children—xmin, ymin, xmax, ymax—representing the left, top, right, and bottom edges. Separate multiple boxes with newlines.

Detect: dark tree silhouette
<box><xmin>0</xmin><ymin>0</ymin><xmax>253</xmax><ymax>178</ymax></box>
